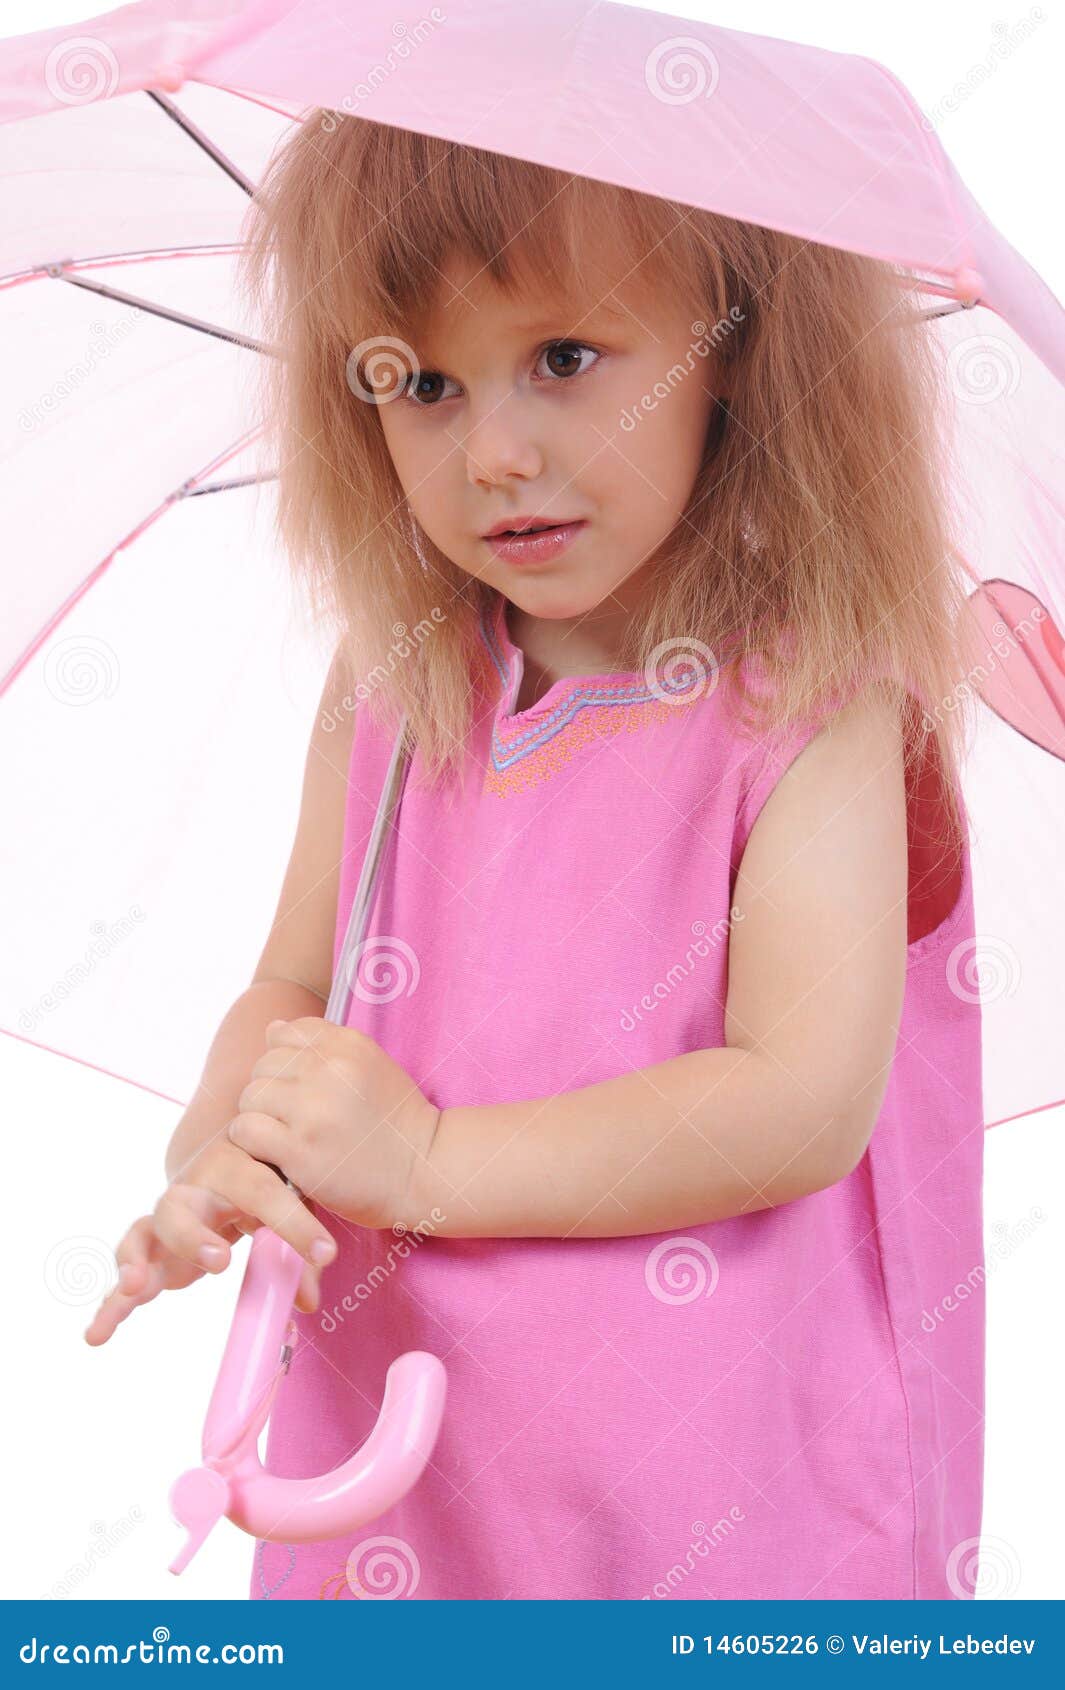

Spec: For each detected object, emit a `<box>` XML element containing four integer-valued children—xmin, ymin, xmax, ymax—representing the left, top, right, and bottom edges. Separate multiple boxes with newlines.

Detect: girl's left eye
<box><xmin>535</xmin><ymin>341</ymin><xmax>600</xmax><ymax>382</ymax></box>
<box><xmin>401</xmin><ymin>341</ymin><xmax>600</xmax><ymax>408</ymax></box>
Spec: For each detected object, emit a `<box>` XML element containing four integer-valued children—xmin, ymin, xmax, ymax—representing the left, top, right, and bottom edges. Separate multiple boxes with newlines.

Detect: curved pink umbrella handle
<box><xmin>167</xmin><ymin>1227</ymin><xmax>446</xmax><ymax>1573</ymax></box>
<box><xmin>168</xmin><ymin>721</ymin><xmax>438</xmax><ymax>1574</ymax></box>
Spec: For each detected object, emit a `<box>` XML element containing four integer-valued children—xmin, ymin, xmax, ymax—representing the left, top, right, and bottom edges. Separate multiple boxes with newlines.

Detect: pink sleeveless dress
<box><xmin>251</xmin><ymin>592</ymin><xmax>985</xmax><ymax>1601</ymax></box>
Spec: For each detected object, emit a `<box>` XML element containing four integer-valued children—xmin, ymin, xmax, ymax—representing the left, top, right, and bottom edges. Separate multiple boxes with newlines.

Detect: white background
<box><xmin>1</xmin><ymin>0</ymin><xmax>1062</xmax><ymax>1602</ymax></box>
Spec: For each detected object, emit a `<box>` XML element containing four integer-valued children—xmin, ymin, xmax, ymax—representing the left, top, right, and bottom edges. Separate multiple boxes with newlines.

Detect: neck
<box><xmin>504</xmin><ymin>596</ymin><xmax>640</xmax><ymax>688</ymax></box>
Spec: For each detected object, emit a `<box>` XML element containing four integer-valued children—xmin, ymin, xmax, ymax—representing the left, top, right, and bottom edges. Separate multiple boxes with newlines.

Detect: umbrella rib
<box><xmin>184</xmin><ymin>473</ymin><xmax>276</xmax><ymax>496</ymax></box>
<box><xmin>46</xmin><ymin>265</ymin><xmax>276</xmax><ymax>356</ymax></box>
<box><xmin>145</xmin><ymin>89</ymin><xmax>257</xmax><ymax>197</ymax></box>
<box><xmin>0</xmin><ymin>434</ymin><xmax>268</xmax><ymax>698</ymax></box>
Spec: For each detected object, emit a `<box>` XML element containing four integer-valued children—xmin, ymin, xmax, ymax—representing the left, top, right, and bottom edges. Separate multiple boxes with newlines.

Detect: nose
<box><xmin>461</xmin><ymin>392</ymin><xmax>544</xmax><ymax>489</ymax></box>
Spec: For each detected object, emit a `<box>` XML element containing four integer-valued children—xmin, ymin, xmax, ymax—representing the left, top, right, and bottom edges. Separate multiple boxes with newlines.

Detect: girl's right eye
<box><xmin>403</xmin><ymin>369</ymin><xmax>459</xmax><ymax>408</ymax></box>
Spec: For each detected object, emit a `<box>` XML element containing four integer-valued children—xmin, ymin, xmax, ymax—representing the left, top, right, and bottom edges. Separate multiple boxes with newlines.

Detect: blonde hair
<box><xmin>238</xmin><ymin>114</ymin><xmax>975</xmax><ymax>872</ymax></box>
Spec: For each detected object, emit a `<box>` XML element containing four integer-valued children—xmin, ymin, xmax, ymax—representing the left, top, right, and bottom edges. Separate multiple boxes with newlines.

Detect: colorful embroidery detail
<box><xmin>478</xmin><ymin>603</ymin><xmax>702</xmax><ymax>796</ymax></box>
<box><xmin>256</xmin><ymin>1539</ymin><xmax>297</xmax><ymax>1597</ymax></box>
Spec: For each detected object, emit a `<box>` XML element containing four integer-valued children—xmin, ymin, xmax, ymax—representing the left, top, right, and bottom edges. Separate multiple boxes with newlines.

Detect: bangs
<box><xmin>296</xmin><ymin>117</ymin><xmax>699</xmax><ymax>349</ymax></box>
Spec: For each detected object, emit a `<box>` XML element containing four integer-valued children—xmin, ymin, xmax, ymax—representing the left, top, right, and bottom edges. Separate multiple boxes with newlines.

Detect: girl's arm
<box><xmin>410</xmin><ymin>692</ymin><xmax>909</xmax><ymax>1239</ymax></box>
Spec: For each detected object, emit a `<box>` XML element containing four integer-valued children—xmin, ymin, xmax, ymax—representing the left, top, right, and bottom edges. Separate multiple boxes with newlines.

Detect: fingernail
<box><xmin>198</xmin><ymin>1244</ymin><xmax>227</xmax><ymax>1268</ymax></box>
<box><xmin>309</xmin><ymin>1240</ymin><xmax>335</xmax><ymax>1265</ymax></box>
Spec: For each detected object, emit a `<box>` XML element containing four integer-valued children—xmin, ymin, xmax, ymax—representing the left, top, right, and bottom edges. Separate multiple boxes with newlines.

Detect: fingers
<box><xmin>227</xmin><ymin>1109</ymin><xmax>290</xmax><ymax>1172</ymax></box>
<box><xmin>82</xmin><ymin>1147</ymin><xmax>338</xmax><ymax>1347</ymax></box>
<box><xmin>223</xmin><ymin>1152</ymin><xmax>337</xmax><ymax>1270</ymax></box>
<box><xmin>152</xmin><ymin>1181</ymin><xmax>239</xmax><ymax>1275</ymax></box>
<box><xmin>83</xmin><ymin>1217</ymin><xmax>169</xmax><ymax>1346</ymax></box>
<box><xmin>293</xmin><ymin>1258</ymin><xmax>322</xmax><ymax>1315</ymax></box>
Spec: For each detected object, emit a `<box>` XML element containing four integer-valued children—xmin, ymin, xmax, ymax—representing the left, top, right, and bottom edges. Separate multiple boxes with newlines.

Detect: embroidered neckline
<box><xmin>475</xmin><ymin>595</ymin><xmax>703</xmax><ymax>790</ymax></box>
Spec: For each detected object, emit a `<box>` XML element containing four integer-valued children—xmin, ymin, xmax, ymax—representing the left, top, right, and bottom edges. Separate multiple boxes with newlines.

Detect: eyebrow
<box><xmin>509</xmin><ymin>301</ymin><xmax>629</xmax><ymax>333</ymax></box>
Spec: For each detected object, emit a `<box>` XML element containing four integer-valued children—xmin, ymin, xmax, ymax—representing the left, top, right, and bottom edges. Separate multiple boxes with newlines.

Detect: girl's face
<box><xmin>373</xmin><ymin>242</ymin><xmax>721</xmax><ymax>623</ymax></box>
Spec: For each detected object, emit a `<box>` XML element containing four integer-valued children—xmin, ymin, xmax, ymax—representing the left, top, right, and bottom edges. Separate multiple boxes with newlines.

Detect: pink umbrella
<box><xmin>2</xmin><ymin>0</ymin><xmax>1062</xmax><ymax>1573</ymax></box>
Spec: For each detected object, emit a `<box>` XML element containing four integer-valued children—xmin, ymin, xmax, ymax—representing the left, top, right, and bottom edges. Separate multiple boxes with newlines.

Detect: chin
<box><xmin>501</xmin><ymin>584</ymin><xmax>604</xmax><ymax>621</ymax></box>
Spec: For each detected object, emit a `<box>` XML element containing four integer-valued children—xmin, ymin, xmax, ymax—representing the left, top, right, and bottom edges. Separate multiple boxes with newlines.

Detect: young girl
<box><xmin>85</xmin><ymin>120</ymin><xmax>985</xmax><ymax>1601</ymax></box>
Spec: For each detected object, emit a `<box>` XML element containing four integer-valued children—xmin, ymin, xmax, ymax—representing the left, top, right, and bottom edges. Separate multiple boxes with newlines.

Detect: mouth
<box><xmin>482</xmin><ymin>518</ymin><xmax>587</xmax><ymax>565</ymax></box>
<box><xmin>483</xmin><ymin>519</ymin><xmax>576</xmax><ymax>538</ymax></box>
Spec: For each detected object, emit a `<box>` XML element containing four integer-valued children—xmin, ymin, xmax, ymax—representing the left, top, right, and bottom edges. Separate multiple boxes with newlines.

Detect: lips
<box><xmin>483</xmin><ymin>518</ymin><xmax>586</xmax><ymax>566</ymax></box>
<box><xmin>483</xmin><ymin>517</ymin><xmax>575</xmax><ymax>539</ymax></box>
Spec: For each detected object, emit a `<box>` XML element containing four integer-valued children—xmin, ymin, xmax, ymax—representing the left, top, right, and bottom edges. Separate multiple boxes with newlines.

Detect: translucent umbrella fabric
<box><xmin>1</xmin><ymin>0</ymin><xmax>1062</xmax><ymax>1131</ymax></box>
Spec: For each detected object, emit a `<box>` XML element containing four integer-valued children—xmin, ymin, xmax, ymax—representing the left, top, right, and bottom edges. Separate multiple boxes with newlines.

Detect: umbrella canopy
<box><xmin>1</xmin><ymin>0</ymin><xmax>1063</xmax><ymax>1132</ymax></box>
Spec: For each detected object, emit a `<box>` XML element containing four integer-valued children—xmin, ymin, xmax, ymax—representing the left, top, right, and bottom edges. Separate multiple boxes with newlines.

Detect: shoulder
<box><xmin>737</xmin><ymin>684</ymin><xmax>905</xmax><ymax>855</ymax></box>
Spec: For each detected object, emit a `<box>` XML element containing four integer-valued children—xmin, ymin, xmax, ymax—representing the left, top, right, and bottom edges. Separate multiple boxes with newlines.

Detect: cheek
<box><xmin>629</xmin><ymin>386</ymin><xmax>714</xmax><ymax>513</ymax></box>
<box><xmin>379</xmin><ymin>415</ymin><xmax>453</xmax><ymax>519</ymax></box>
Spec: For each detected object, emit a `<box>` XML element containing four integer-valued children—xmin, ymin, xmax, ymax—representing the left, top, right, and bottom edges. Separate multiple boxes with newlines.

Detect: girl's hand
<box><xmin>82</xmin><ymin>1138</ymin><xmax>338</xmax><ymax>1347</ymax></box>
<box><xmin>229</xmin><ymin>1018</ymin><xmax>441</xmax><ymax>1231</ymax></box>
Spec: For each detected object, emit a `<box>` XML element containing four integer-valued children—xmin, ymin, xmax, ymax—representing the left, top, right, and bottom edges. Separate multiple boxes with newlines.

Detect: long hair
<box><xmin>237</xmin><ymin>113</ymin><xmax>975</xmax><ymax>864</ymax></box>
